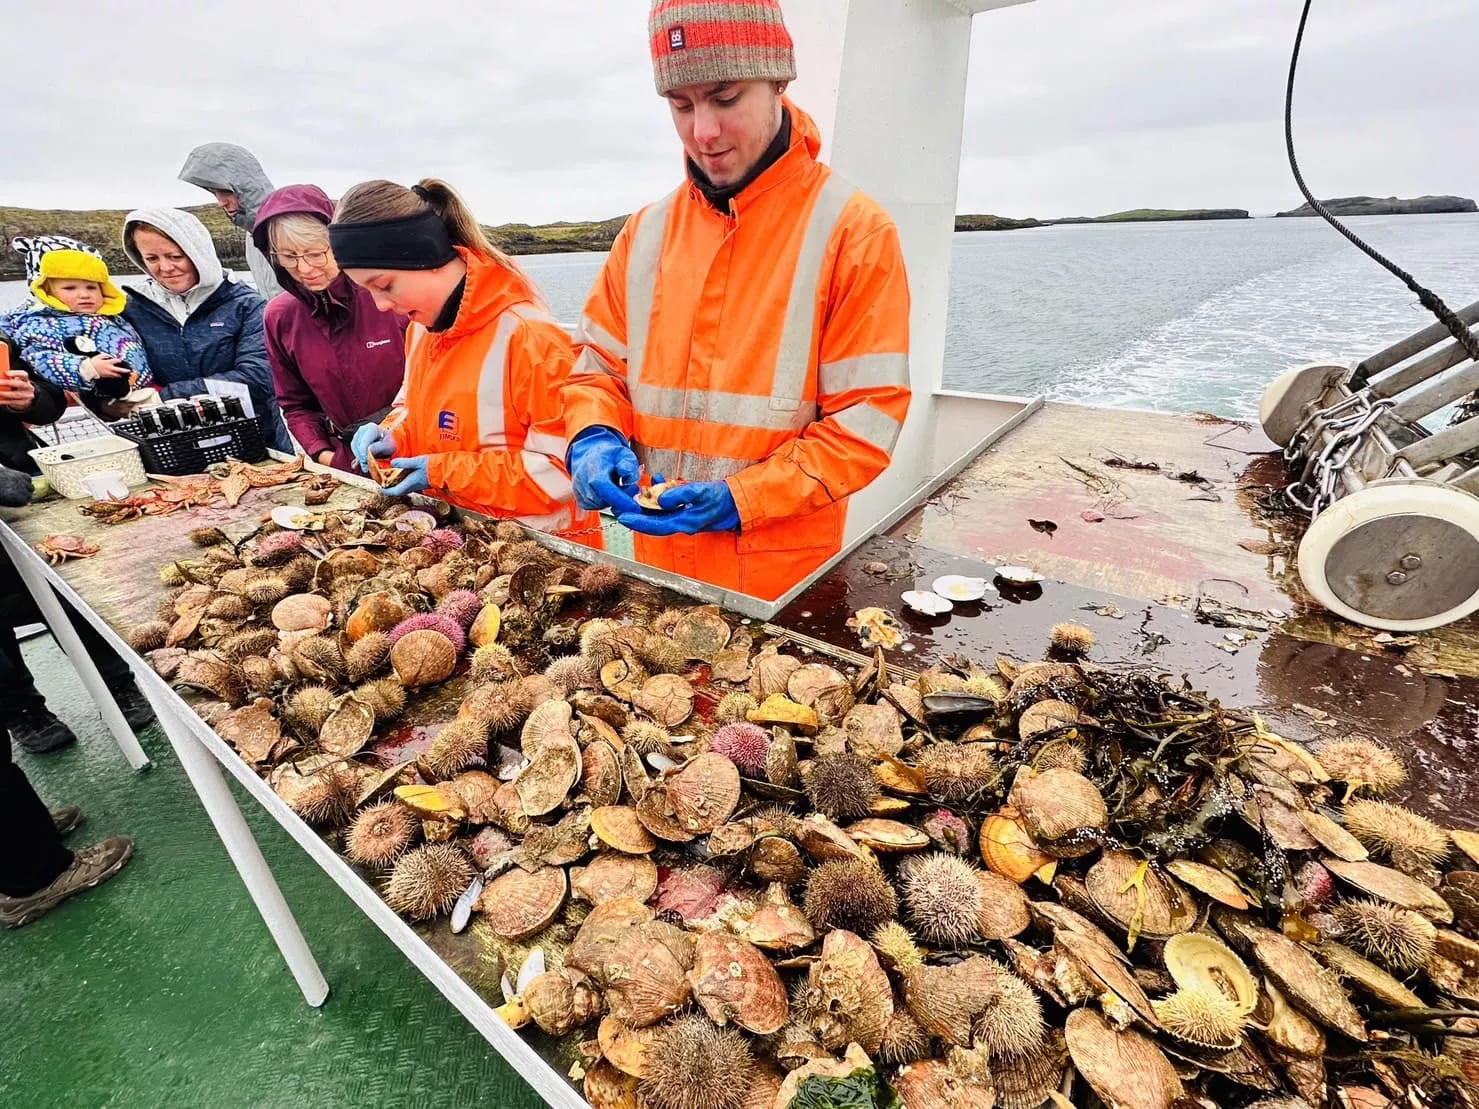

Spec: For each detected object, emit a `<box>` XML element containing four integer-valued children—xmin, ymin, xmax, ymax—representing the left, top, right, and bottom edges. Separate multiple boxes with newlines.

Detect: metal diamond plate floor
<box><xmin>3</xmin><ymin>634</ymin><xmax>545</xmax><ymax>1109</ymax></box>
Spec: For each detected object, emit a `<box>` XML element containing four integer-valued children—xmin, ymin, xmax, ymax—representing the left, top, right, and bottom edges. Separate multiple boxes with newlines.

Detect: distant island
<box><xmin>1276</xmin><ymin>195</ymin><xmax>1477</xmax><ymax>218</ymax></box>
<box><xmin>955</xmin><ymin>208</ymin><xmax>1248</xmax><ymax>232</ymax></box>
<box><xmin>0</xmin><ymin>204</ymin><xmax>624</xmax><ymax>281</ymax></box>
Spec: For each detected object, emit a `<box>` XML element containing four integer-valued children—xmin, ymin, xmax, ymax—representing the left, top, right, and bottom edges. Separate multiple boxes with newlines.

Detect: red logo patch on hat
<box><xmin>668</xmin><ymin>26</ymin><xmax>686</xmax><ymax>51</ymax></box>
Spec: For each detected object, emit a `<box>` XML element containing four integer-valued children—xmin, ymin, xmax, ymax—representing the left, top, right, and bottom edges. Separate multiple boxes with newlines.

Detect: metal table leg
<box><xmin>155</xmin><ymin>697</ymin><xmax>330</xmax><ymax>1008</ymax></box>
<box><xmin>3</xmin><ymin>532</ymin><xmax>151</xmax><ymax>771</ymax></box>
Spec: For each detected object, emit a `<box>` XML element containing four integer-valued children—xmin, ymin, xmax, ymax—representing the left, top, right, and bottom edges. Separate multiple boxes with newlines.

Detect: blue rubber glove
<box><xmin>351</xmin><ymin>424</ymin><xmax>396</xmax><ymax>472</ymax></box>
<box><xmin>616</xmin><ymin>479</ymin><xmax>740</xmax><ymax>537</ymax></box>
<box><xmin>567</xmin><ymin>426</ymin><xmax>640</xmax><ymax>514</ymax></box>
<box><xmin>383</xmin><ymin>456</ymin><xmax>430</xmax><ymax>497</ymax></box>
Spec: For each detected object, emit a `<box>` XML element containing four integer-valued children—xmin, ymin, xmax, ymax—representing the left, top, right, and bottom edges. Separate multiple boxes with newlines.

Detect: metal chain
<box><xmin>1284</xmin><ymin>395</ymin><xmax>1394</xmax><ymax>516</ymax></box>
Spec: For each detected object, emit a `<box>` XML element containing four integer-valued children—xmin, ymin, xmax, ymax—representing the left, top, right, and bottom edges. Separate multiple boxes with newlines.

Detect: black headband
<box><xmin>328</xmin><ymin>209</ymin><xmax>457</xmax><ymax>271</ymax></box>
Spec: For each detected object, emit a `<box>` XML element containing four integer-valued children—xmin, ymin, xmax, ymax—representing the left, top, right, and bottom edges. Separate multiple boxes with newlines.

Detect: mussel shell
<box><xmin>1065</xmin><ymin>1008</ymin><xmax>1184</xmax><ymax>1109</ymax></box>
<box><xmin>477</xmin><ymin>865</ymin><xmax>567</xmax><ymax>940</ymax></box>
<box><xmin>688</xmin><ymin>933</ymin><xmax>788</xmax><ymax>1035</ymax></box>
<box><xmin>572</xmin><ymin>854</ymin><xmax>659</xmax><ymax>906</ymax></box>
<box><xmin>921</xmin><ymin>692</ymin><xmax>996</xmax><ymax>721</ymax></box>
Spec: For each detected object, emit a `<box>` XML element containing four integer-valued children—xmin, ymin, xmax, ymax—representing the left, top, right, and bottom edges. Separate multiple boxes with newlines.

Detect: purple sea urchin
<box><xmin>420</xmin><ymin>528</ymin><xmax>465</xmax><ymax>558</ymax></box>
<box><xmin>436</xmin><ymin>588</ymin><xmax>483</xmax><ymax>630</ymax></box>
<box><xmin>387</xmin><ymin>612</ymin><xmax>466</xmax><ymax>653</ymax></box>
<box><xmin>804</xmin><ymin>753</ymin><xmax>880</xmax><ymax>820</ymax></box>
<box><xmin>579</xmin><ymin>561</ymin><xmax>623</xmax><ymax>598</ymax></box>
<box><xmin>252</xmin><ymin>530</ymin><xmax>304</xmax><ymax>565</ymax></box>
<box><xmin>804</xmin><ymin>858</ymin><xmax>898</xmax><ymax>934</ymax></box>
<box><xmin>900</xmin><ymin>852</ymin><xmax>985</xmax><ymax>947</ymax></box>
<box><xmin>639</xmin><ymin>1015</ymin><xmax>753</xmax><ymax>1109</ymax></box>
<box><xmin>384</xmin><ymin>843</ymin><xmax>474</xmax><ymax>921</ymax></box>
<box><xmin>345</xmin><ymin>801</ymin><xmax>418</xmax><ymax>866</ymax></box>
<box><xmin>710</xmin><ymin>723</ymin><xmax>771</xmax><ymax>778</ymax></box>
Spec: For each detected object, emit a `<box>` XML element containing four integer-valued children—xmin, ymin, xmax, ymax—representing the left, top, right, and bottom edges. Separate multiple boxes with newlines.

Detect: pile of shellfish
<box><xmin>134</xmin><ymin>492</ymin><xmax>1479</xmax><ymax>1109</ymax></box>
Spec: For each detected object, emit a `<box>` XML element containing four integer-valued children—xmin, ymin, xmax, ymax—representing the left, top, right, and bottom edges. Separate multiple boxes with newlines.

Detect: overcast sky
<box><xmin>1</xmin><ymin>0</ymin><xmax>1474</xmax><ymax>222</ymax></box>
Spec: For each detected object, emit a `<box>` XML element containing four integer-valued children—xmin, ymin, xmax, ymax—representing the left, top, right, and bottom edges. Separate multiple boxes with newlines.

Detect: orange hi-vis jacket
<box><xmin>563</xmin><ymin>103</ymin><xmax>912</xmax><ymax>600</ymax></box>
<box><xmin>382</xmin><ymin>248</ymin><xmax>597</xmax><ymax>537</ymax></box>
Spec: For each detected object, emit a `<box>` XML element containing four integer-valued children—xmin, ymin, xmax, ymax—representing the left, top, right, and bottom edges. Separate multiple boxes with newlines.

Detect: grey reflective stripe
<box><xmin>833</xmin><ymin>403</ymin><xmax>904</xmax><ymax>452</ymax></box>
<box><xmin>517</xmin><ymin>505</ymin><xmax>577</xmax><ymax>532</ymax></box>
<box><xmin>524</xmin><ymin>430</ymin><xmax>568</xmax><ymax>458</ymax></box>
<box><xmin>572</xmin><ymin>347</ymin><xmax>621</xmax><ymax>379</ymax></box>
<box><xmin>475</xmin><ymin>313</ymin><xmax>521</xmax><ymax>450</ymax></box>
<box><xmin>625</xmin><ymin>190</ymin><xmax>679</xmax><ymax>391</ymax></box>
<box><xmin>522</xmin><ymin>450</ymin><xmax>576</xmax><ymax>503</ymax></box>
<box><xmin>818</xmin><ymin>352</ymin><xmax>910</xmax><ymax>397</ymax></box>
<box><xmin>630</xmin><ymin>383</ymin><xmax>815</xmax><ymax>432</ymax></box>
<box><xmin>772</xmin><ymin>173</ymin><xmax>858</xmax><ymax>406</ymax></box>
<box><xmin>573</xmin><ymin>314</ymin><xmax>627</xmax><ymax>362</ymax></box>
<box><xmin>638</xmin><ymin>446</ymin><xmax>751</xmax><ymax>483</ymax></box>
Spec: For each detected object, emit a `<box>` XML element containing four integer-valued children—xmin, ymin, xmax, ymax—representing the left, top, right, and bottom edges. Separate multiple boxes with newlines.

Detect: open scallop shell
<box><xmin>902</xmin><ymin>590</ymin><xmax>953</xmax><ymax>615</ymax></box>
<box><xmin>846</xmin><ymin>818</ymin><xmax>930</xmax><ymax>853</ymax></box>
<box><xmin>572</xmin><ymin>854</ymin><xmax>658</xmax><ymax>907</ymax></box>
<box><xmin>687</xmin><ymin>933</ymin><xmax>788</xmax><ymax>1035</ymax></box>
<box><xmin>476</xmin><ymin>865</ymin><xmax>567</xmax><ymax>940</ymax></box>
<box><xmin>1262</xmin><ymin>978</ymin><xmax>1327</xmax><ymax>1058</ymax></box>
<box><xmin>994</xmin><ymin>565</ymin><xmax>1044</xmax><ymax>585</ymax></box>
<box><xmin>932</xmin><ymin>575</ymin><xmax>990</xmax><ymax>602</ymax></box>
<box><xmin>1163</xmin><ymin>932</ymin><xmax>1257</xmax><ymax>1014</ymax></box>
<box><xmin>271</xmin><ymin>504</ymin><xmax>322</xmax><ymax>531</ymax></box>
<box><xmin>1065</xmin><ymin>1008</ymin><xmax>1184</xmax><ymax>1109</ymax></box>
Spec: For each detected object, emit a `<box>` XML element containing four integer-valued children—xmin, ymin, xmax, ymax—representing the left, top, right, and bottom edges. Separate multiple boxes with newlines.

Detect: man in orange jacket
<box><xmin>563</xmin><ymin>0</ymin><xmax>911</xmax><ymax>601</ymax></box>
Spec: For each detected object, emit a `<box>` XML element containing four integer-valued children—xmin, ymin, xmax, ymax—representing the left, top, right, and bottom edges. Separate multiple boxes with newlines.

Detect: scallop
<box><xmin>787</xmin><ymin>664</ymin><xmax>855</xmax><ymax>725</ymax></box>
<box><xmin>666</xmin><ymin>752</ymin><xmax>742</xmax><ymax>835</ymax></box>
<box><xmin>1086</xmin><ymin>851</ymin><xmax>1197</xmax><ymax>940</ymax></box>
<box><xmin>733</xmin><ymin>889</ymin><xmax>816</xmax><ymax>952</ymax></box>
<box><xmin>994</xmin><ymin>565</ymin><xmax>1043</xmax><ymax>585</ymax></box>
<box><xmin>1018</xmin><ymin>698</ymin><xmax>1089</xmax><ymax>742</ymax></box>
<box><xmin>842</xmin><ymin>703</ymin><xmax>904</xmax><ymax>759</ymax></box>
<box><xmin>583</xmin><ymin>1060</ymin><xmax>639</xmax><ymax>1109</ymax></box>
<box><xmin>1316</xmin><ymin>940</ymin><xmax>1424</xmax><ymax>1009</ymax></box>
<box><xmin>846</xmin><ymin>818</ymin><xmax>930</xmax><ymax>853</ymax></box>
<box><xmin>1010</xmin><ymin>768</ymin><xmax>1107</xmax><ymax>856</ymax></box>
<box><xmin>670</xmin><ymin>606</ymin><xmax>731</xmax><ymax>660</ymax></box>
<box><xmin>749</xmin><ymin>835</ymin><xmax>808</xmax><ymax>885</ymax></box>
<box><xmin>802</xmin><ymin>929</ymin><xmax>893</xmax><ymax>1054</ymax></box>
<box><xmin>271</xmin><ymin>593</ymin><xmax>332</xmax><ymax>632</ymax></box>
<box><xmin>993</xmin><ymin>1033</ymin><xmax>1067</xmax><ymax>1109</ymax></box>
<box><xmin>271</xmin><ymin>504</ymin><xmax>319</xmax><ymax>530</ymax></box>
<box><xmin>1298</xmin><ymin>811</ymin><xmax>1369</xmax><ymax>862</ymax></box>
<box><xmin>578</xmin><ymin>740</ymin><xmax>623</xmax><ymax>808</ymax></box>
<box><xmin>632</xmin><ymin>674</ymin><xmax>695</xmax><ymax>727</ymax></box>
<box><xmin>901</xmin><ymin>590</ymin><xmax>952</xmax><ymax>616</ymax></box>
<box><xmin>591</xmin><ymin>805</ymin><xmax>657</xmax><ymax>854</ymax></box>
<box><xmin>390</xmin><ymin>629</ymin><xmax>457</xmax><ymax>689</ymax></box>
<box><xmin>524</xmin><ymin>970</ymin><xmax>602</xmax><ymax>1037</ymax></box>
<box><xmin>977</xmin><ymin>869</ymin><xmax>1032</xmax><ymax>940</ymax></box>
<box><xmin>979</xmin><ymin>808</ymin><xmax>1058</xmax><ymax>884</ymax></box>
<box><xmin>1163</xmin><ymin>932</ymin><xmax>1257</xmax><ymax>1014</ymax></box>
<box><xmin>1262</xmin><ymin>978</ymin><xmax>1327</xmax><ymax>1058</ymax></box>
<box><xmin>933</xmin><ymin>574</ymin><xmax>990</xmax><ymax>601</ymax></box>
<box><xmin>318</xmin><ymin>696</ymin><xmax>375</xmax><ymax>758</ymax></box>
<box><xmin>892</xmin><ymin>1059</ymin><xmax>995</xmax><ymax>1109</ymax></box>
<box><xmin>214</xmin><ymin>698</ymin><xmax>282</xmax><ymax>765</ymax></box>
<box><xmin>597</xmin><ymin>1018</ymin><xmax>655</xmax><ymax>1079</ymax></box>
<box><xmin>1065</xmin><ymin>1008</ymin><xmax>1184</xmax><ymax>1109</ymax></box>
<box><xmin>346</xmin><ymin>592</ymin><xmax>411</xmax><ymax>642</ymax></box>
<box><xmin>476</xmin><ymin>865</ymin><xmax>567</xmax><ymax>940</ymax></box>
<box><xmin>749</xmin><ymin>651</ymin><xmax>801</xmax><ymax>699</ymax></box>
<box><xmin>572</xmin><ymin>854</ymin><xmax>659</xmax><ymax>907</ymax></box>
<box><xmin>568</xmin><ymin>898</ymin><xmax>655</xmax><ymax>979</ymax></box>
<box><xmin>688</xmin><ymin>933</ymin><xmax>788</xmax><ymax>1035</ymax></box>
<box><xmin>600</xmin><ymin>658</ymin><xmax>646</xmax><ymax>702</ymax></box>
<box><xmin>796</xmin><ymin>813</ymin><xmax>869</xmax><ymax>863</ymax></box>
<box><xmin>1323</xmin><ymin>857</ymin><xmax>1455</xmax><ymax>922</ymax></box>
<box><xmin>1252</xmin><ymin>929</ymin><xmax>1367</xmax><ymax>1041</ymax></box>
<box><xmin>1165</xmin><ymin>860</ymin><xmax>1251</xmax><ymax>910</ymax></box>
<box><xmin>1053</xmin><ymin>928</ymin><xmax>1158</xmax><ymax>1025</ymax></box>
<box><xmin>601</xmin><ymin>922</ymin><xmax>695</xmax><ymax>1027</ymax></box>
<box><xmin>745</xmin><ymin>694</ymin><xmax>819</xmax><ymax>736</ymax></box>
<box><xmin>520</xmin><ymin>698</ymin><xmax>575</xmax><ymax>757</ymax></box>
<box><xmin>513</xmin><ymin>732</ymin><xmax>581</xmax><ymax>817</ymax></box>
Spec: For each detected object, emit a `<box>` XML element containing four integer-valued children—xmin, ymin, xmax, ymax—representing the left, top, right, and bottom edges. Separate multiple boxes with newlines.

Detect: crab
<box><xmin>36</xmin><ymin>534</ymin><xmax>101</xmax><ymax>563</ymax></box>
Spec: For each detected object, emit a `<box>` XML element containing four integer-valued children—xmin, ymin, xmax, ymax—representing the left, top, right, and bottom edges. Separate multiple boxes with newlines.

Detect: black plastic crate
<box><xmin>114</xmin><ymin>415</ymin><xmax>267</xmax><ymax>475</ymax></box>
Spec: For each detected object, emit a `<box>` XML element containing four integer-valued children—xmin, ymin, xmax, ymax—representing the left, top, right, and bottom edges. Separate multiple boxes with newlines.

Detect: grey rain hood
<box><xmin>122</xmin><ymin>206</ymin><xmax>227</xmax><ymax>323</ymax></box>
<box><xmin>177</xmin><ymin>143</ymin><xmax>281</xmax><ymax>297</ymax></box>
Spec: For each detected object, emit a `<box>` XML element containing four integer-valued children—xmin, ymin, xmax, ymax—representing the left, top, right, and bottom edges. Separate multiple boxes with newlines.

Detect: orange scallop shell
<box><xmin>592</xmin><ymin>805</ymin><xmax>657</xmax><ymax>854</ymax></box>
<box><xmin>476</xmin><ymin>865</ymin><xmax>566</xmax><ymax>940</ymax></box>
<box><xmin>688</xmin><ymin>932</ymin><xmax>788</xmax><ymax>1035</ymax></box>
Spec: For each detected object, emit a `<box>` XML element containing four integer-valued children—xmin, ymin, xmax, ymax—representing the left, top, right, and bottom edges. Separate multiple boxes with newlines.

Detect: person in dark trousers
<box><xmin>0</xmin><ymin>332</ymin><xmax>155</xmax><ymax>752</ymax></box>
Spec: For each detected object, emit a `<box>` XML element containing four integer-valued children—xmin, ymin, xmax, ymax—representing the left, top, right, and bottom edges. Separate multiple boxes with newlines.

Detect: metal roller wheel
<box><xmin>1297</xmin><ymin>480</ymin><xmax>1479</xmax><ymax>632</ymax></box>
<box><xmin>1259</xmin><ymin>363</ymin><xmax>1345</xmax><ymax>448</ymax></box>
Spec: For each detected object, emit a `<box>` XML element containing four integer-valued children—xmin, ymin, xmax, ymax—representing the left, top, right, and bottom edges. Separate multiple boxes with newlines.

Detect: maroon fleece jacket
<box><xmin>253</xmin><ymin>184</ymin><xmax>409</xmax><ymax>469</ymax></box>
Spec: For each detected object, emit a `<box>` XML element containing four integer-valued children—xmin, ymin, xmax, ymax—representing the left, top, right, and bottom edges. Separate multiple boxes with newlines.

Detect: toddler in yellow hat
<box><xmin>6</xmin><ymin>248</ymin><xmax>154</xmax><ymax>399</ymax></box>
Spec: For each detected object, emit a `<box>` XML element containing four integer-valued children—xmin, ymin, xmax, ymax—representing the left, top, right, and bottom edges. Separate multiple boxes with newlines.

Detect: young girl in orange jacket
<box><xmin>330</xmin><ymin>179</ymin><xmax>595</xmax><ymax>537</ymax></box>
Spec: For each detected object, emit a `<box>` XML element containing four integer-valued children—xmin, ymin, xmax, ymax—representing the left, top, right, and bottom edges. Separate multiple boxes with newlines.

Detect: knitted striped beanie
<box><xmin>649</xmin><ymin>0</ymin><xmax>797</xmax><ymax>95</ymax></box>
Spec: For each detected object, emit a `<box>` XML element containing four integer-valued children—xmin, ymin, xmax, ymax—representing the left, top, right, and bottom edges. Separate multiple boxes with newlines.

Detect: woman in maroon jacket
<box><xmin>252</xmin><ymin>185</ymin><xmax>409</xmax><ymax>470</ymax></box>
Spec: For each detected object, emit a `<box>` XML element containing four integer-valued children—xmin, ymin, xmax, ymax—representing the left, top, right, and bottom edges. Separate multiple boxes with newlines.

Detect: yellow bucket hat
<box><xmin>31</xmin><ymin>249</ymin><xmax>127</xmax><ymax>315</ymax></box>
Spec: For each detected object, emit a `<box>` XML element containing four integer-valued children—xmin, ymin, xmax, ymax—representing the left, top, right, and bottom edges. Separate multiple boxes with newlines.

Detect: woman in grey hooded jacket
<box><xmin>120</xmin><ymin>207</ymin><xmax>291</xmax><ymax>451</ymax></box>
<box><xmin>178</xmin><ymin>142</ymin><xmax>282</xmax><ymax>299</ymax></box>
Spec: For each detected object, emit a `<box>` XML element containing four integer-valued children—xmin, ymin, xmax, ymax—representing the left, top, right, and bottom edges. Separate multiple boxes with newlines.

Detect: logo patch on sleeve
<box><xmin>668</xmin><ymin>26</ymin><xmax>686</xmax><ymax>51</ymax></box>
<box><xmin>437</xmin><ymin>411</ymin><xmax>462</xmax><ymax>439</ymax></box>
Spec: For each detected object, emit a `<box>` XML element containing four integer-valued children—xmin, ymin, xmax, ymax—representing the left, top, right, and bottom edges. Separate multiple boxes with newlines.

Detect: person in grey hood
<box><xmin>178</xmin><ymin>142</ymin><xmax>282</xmax><ymax>299</ymax></box>
<box><xmin>120</xmin><ymin>207</ymin><xmax>290</xmax><ymax>451</ymax></box>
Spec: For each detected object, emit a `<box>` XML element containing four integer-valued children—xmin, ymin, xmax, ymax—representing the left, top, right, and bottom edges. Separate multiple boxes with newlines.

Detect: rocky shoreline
<box><xmin>1275</xmin><ymin>194</ymin><xmax>1478</xmax><ymax>218</ymax></box>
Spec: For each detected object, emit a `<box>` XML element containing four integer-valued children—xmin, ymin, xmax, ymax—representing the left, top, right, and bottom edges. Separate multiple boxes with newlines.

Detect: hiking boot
<box><xmin>111</xmin><ymin>680</ymin><xmax>156</xmax><ymax>731</ymax></box>
<box><xmin>0</xmin><ymin>835</ymin><xmax>133</xmax><ymax>928</ymax></box>
<box><xmin>8</xmin><ymin>706</ymin><xmax>77</xmax><ymax>754</ymax></box>
<box><xmin>51</xmin><ymin>806</ymin><xmax>84</xmax><ymax>836</ymax></box>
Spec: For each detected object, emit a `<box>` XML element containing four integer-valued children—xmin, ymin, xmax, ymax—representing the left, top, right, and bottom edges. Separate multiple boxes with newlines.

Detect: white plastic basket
<box><xmin>29</xmin><ymin>435</ymin><xmax>148</xmax><ymax>500</ymax></box>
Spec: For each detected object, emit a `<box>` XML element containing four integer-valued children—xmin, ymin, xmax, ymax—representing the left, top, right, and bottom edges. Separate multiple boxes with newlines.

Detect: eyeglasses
<box><xmin>271</xmin><ymin>249</ymin><xmax>331</xmax><ymax>269</ymax></box>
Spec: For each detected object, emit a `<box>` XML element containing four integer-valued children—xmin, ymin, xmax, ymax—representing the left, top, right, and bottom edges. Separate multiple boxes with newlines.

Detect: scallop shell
<box><xmin>632</xmin><ymin>674</ymin><xmax>695</xmax><ymax>727</ymax></box>
<box><xmin>844</xmin><ymin>819</ymin><xmax>929</xmax><ymax>853</ymax></box>
<box><xmin>597</xmin><ymin>1018</ymin><xmax>655</xmax><ymax>1079</ymax></box>
<box><xmin>514</xmin><ymin>732</ymin><xmax>581</xmax><ymax>817</ymax></box>
<box><xmin>516</xmin><ymin>805</ymin><xmax>591</xmax><ymax>865</ymax></box>
<box><xmin>688</xmin><ymin>933</ymin><xmax>788</xmax><ymax>1035</ymax></box>
<box><xmin>1251</xmin><ymin>929</ymin><xmax>1366</xmax><ymax>1041</ymax></box>
<box><xmin>804</xmin><ymin>929</ymin><xmax>893</xmax><ymax>1054</ymax></box>
<box><xmin>318</xmin><ymin>695</ymin><xmax>375</xmax><ymax>758</ymax></box>
<box><xmin>666</xmin><ymin>753</ymin><xmax>741</xmax><ymax>835</ymax></box>
<box><xmin>568</xmin><ymin>898</ymin><xmax>655</xmax><ymax>978</ymax></box>
<box><xmin>591</xmin><ymin>805</ymin><xmax>657</xmax><ymax>854</ymax></box>
<box><xmin>796</xmin><ymin>813</ymin><xmax>869</xmax><ymax>863</ymax></box>
<box><xmin>901</xmin><ymin>590</ymin><xmax>953</xmax><ymax>616</ymax></box>
<box><xmin>271</xmin><ymin>593</ymin><xmax>332</xmax><ymax>632</ymax></box>
<box><xmin>1010</xmin><ymin>768</ymin><xmax>1107</xmax><ymax>855</ymax></box>
<box><xmin>977</xmin><ymin>869</ymin><xmax>1032</xmax><ymax>940</ymax></box>
<box><xmin>671</xmin><ymin>606</ymin><xmax>731</xmax><ymax>661</ymax></box>
<box><xmin>1316</xmin><ymin>940</ymin><xmax>1424</xmax><ymax>1009</ymax></box>
<box><xmin>1262</xmin><ymin>978</ymin><xmax>1327</xmax><ymax>1058</ymax></box>
<box><xmin>933</xmin><ymin>574</ymin><xmax>990</xmax><ymax>601</ymax></box>
<box><xmin>521</xmin><ymin>698</ymin><xmax>575</xmax><ymax>757</ymax></box>
<box><xmin>749</xmin><ymin>651</ymin><xmax>801</xmax><ymax>699</ymax></box>
<box><xmin>734</xmin><ymin>890</ymin><xmax>816</xmax><ymax>952</ymax></box>
<box><xmin>214</xmin><ymin>698</ymin><xmax>282</xmax><ymax>765</ymax></box>
<box><xmin>994</xmin><ymin>565</ymin><xmax>1043</xmax><ymax>585</ymax></box>
<box><xmin>902</xmin><ymin>957</ymin><xmax>1000</xmax><ymax>1046</ymax></box>
<box><xmin>893</xmin><ymin>1059</ymin><xmax>996</xmax><ymax>1109</ymax></box>
<box><xmin>1324</xmin><ymin>857</ymin><xmax>1454</xmax><ymax>922</ymax></box>
<box><xmin>468</xmin><ymin>603</ymin><xmax>502</xmax><ymax>648</ymax></box>
<box><xmin>992</xmin><ymin>1033</ymin><xmax>1067</xmax><ymax>1109</ymax></box>
<box><xmin>271</xmin><ymin>504</ymin><xmax>320</xmax><ymax>530</ymax></box>
<box><xmin>572</xmin><ymin>854</ymin><xmax>659</xmax><ymax>907</ymax></box>
<box><xmin>1163</xmin><ymin>932</ymin><xmax>1257</xmax><ymax>1014</ymax></box>
<box><xmin>476</xmin><ymin>865</ymin><xmax>567</xmax><ymax>940</ymax></box>
<box><xmin>601</xmin><ymin>921</ymin><xmax>695</xmax><ymax>1027</ymax></box>
<box><xmin>1065</xmin><ymin>1007</ymin><xmax>1184</xmax><ymax>1109</ymax></box>
<box><xmin>1298</xmin><ymin>811</ymin><xmax>1369</xmax><ymax>862</ymax></box>
<box><xmin>1018</xmin><ymin>698</ymin><xmax>1089</xmax><ymax>742</ymax></box>
<box><xmin>583</xmin><ymin>1060</ymin><xmax>638</xmax><ymax>1109</ymax></box>
<box><xmin>765</xmin><ymin>730</ymin><xmax>800</xmax><ymax>787</ymax></box>
<box><xmin>980</xmin><ymin>808</ymin><xmax>1058</xmax><ymax>884</ymax></box>
<box><xmin>746</xmin><ymin>695</ymin><xmax>819</xmax><ymax>736</ymax></box>
<box><xmin>842</xmin><ymin>703</ymin><xmax>904</xmax><ymax>759</ymax></box>
<box><xmin>1165</xmin><ymin>860</ymin><xmax>1251</xmax><ymax>910</ymax></box>
<box><xmin>578</xmin><ymin>740</ymin><xmax>623</xmax><ymax>808</ymax></box>
<box><xmin>749</xmin><ymin>835</ymin><xmax>808</xmax><ymax>885</ymax></box>
<box><xmin>390</xmin><ymin>629</ymin><xmax>457</xmax><ymax>689</ymax></box>
<box><xmin>600</xmin><ymin>658</ymin><xmax>645</xmax><ymax>702</ymax></box>
<box><xmin>1085</xmin><ymin>851</ymin><xmax>1197</xmax><ymax>939</ymax></box>
<box><xmin>787</xmin><ymin>664</ymin><xmax>855</xmax><ymax>725</ymax></box>
<box><xmin>491</xmin><ymin>780</ymin><xmax>531</xmax><ymax>836</ymax></box>
<box><xmin>1054</xmin><ymin>928</ymin><xmax>1158</xmax><ymax>1024</ymax></box>
<box><xmin>346</xmin><ymin>592</ymin><xmax>411</xmax><ymax>642</ymax></box>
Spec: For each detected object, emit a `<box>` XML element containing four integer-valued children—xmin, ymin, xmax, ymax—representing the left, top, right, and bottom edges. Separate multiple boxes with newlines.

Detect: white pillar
<box><xmin>789</xmin><ymin>0</ymin><xmax>1034</xmax><ymax>543</ymax></box>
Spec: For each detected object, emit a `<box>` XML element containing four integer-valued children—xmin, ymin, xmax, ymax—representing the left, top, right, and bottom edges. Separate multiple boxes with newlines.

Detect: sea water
<box><xmin>4</xmin><ymin>212</ymin><xmax>1474</xmax><ymax>421</ymax></box>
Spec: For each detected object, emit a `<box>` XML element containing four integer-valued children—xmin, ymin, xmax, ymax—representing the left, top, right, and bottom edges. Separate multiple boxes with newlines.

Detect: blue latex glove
<box><xmin>383</xmin><ymin>456</ymin><xmax>430</xmax><ymax>497</ymax></box>
<box><xmin>568</xmin><ymin>426</ymin><xmax>640</xmax><ymax>514</ymax></box>
<box><xmin>616</xmin><ymin>478</ymin><xmax>740</xmax><ymax>537</ymax></box>
<box><xmin>351</xmin><ymin>424</ymin><xmax>396</xmax><ymax>472</ymax></box>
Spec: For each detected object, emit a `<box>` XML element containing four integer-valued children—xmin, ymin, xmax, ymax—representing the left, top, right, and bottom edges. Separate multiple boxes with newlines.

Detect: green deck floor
<box><xmin>4</xmin><ymin>633</ymin><xmax>546</xmax><ymax>1109</ymax></box>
